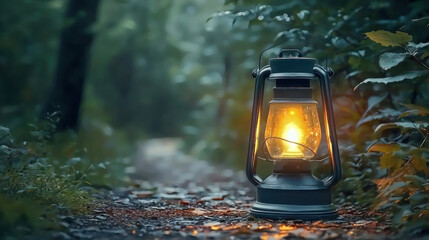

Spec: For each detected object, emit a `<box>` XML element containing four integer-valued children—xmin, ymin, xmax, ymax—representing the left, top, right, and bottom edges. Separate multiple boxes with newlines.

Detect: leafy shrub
<box><xmin>355</xmin><ymin>29</ymin><xmax>429</xmax><ymax>236</ymax></box>
<box><xmin>0</xmin><ymin>112</ymin><xmax>127</xmax><ymax>236</ymax></box>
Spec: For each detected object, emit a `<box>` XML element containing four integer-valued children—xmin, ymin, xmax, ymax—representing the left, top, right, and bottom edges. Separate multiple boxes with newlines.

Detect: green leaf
<box><xmin>412</xmin><ymin>16</ymin><xmax>429</xmax><ymax>22</ymax></box>
<box><xmin>407</xmin><ymin>42</ymin><xmax>429</xmax><ymax>53</ymax></box>
<box><xmin>356</xmin><ymin>108</ymin><xmax>401</xmax><ymax>127</ymax></box>
<box><xmin>375</xmin><ymin>122</ymin><xmax>429</xmax><ymax>135</ymax></box>
<box><xmin>97</xmin><ymin>163</ymin><xmax>106</xmax><ymax>169</ymax></box>
<box><xmin>384</xmin><ymin>181</ymin><xmax>408</xmax><ymax>194</ymax></box>
<box><xmin>404</xmin><ymin>174</ymin><xmax>426</xmax><ymax>186</ymax></box>
<box><xmin>399</xmin><ymin>104</ymin><xmax>429</xmax><ymax>118</ymax></box>
<box><xmin>422</xmin><ymin>51</ymin><xmax>429</xmax><ymax>59</ymax></box>
<box><xmin>70</xmin><ymin>157</ymin><xmax>82</xmax><ymax>165</ymax></box>
<box><xmin>367</xmin><ymin>93</ymin><xmax>388</xmax><ymax>112</ymax></box>
<box><xmin>348</xmin><ymin>56</ymin><xmax>361</xmax><ymax>67</ymax></box>
<box><xmin>345</xmin><ymin>71</ymin><xmax>362</xmax><ymax>80</ymax></box>
<box><xmin>379</xmin><ymin>52</ymin><xmax>407</xmax><ymax>70</ymax></box>
<box><xmin>354</xmin><ymin>71</ymin><xmax>428</xmax><ymax>90</ymax></box>
<box><xmin>0</xmin><ymin>126</ymin><xmax>13</xmax><ymax>145</ymax></box>
<box><xmin>356</xmin><ymin>94</ymin><xmax>391</xmax><ymax>126</ymax></box>
<box><xmin>274</xmin><ymin>28</ymin><xmax>309</xmax><ymax>42</ymax></box>
<box><xmin>359</xmin><ymin>93</ymin><xmax>388</xmax><ymax>120</ymax></box>
<box><xmin>365</xmin><ymin>30</ymin><xmax>412</xmax><ymax>47</ymax></box>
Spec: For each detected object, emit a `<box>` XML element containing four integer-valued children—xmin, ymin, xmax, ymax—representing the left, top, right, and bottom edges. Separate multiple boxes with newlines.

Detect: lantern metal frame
<box><xmin>246</xmin><ymin>49</ymin><xmax>342</xmax><ymax>220</ymax></box>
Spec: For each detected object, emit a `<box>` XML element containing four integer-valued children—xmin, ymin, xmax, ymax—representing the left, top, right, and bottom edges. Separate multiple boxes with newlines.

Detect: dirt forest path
<box><xmin>53</xmin><ymin>139</ymin><xmax>391</xmax><ymax>239</ymax></box>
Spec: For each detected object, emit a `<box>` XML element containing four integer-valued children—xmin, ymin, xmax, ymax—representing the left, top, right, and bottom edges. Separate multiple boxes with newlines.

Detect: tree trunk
<box><xmin>43</xmin><ymin>0</ymin><xmax>100</xmax><ymax>130</ymax></box>
<box><xmin>216</xmin><ymin>53</ymin><xmax>231</xmax><ymax>125</ymax></box>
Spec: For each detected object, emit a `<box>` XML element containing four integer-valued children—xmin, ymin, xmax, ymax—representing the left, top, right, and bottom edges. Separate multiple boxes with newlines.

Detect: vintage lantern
<box><xmin>246</xmin><ymin>49</ymin><xmax>342</xmax><ymax>220</ymax></box>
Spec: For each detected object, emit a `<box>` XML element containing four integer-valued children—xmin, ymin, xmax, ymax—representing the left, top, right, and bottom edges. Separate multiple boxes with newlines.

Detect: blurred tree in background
<box><xmin>43</xmin><ymin>0</ymin><xmax>100</xmax><ymax>130</ymax></box>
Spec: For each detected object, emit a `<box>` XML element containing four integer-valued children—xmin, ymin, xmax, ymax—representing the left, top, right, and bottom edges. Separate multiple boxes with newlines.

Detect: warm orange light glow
<box><xmin>264</xmin><ymin>102</ymin><xmax>321</xmax><ymax>160</ymax></box>
<box><xmin>278</xmin><ymin>225</ymin><xmax>295</xmax><ymax>231</ymax></box>
<box><xmin>260</xmin><ymin>232</ymin><xmax>288</xmax><ymax>240</ymax></box>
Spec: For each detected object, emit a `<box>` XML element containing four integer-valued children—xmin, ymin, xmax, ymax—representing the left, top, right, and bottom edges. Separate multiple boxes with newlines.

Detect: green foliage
<box><xmin>356</xmin><ymin>29</ymin><xmax>429</xmax><ymax>89</ymax></box>
<box><xmin>0</xmin><ymin>113</ymin><xmax>129</xmax><ymax>236</ymax></box>
<box><xmin>357</xmin><ymin>28</ymin><xmax>429</xmax><ymax>236</ymax></box>
<box><xmin>379</xmin><ymin>52</ymin><xmax>408</xmax><ymax>70</ymax></box>
<box><xmin>354</xmin><ymin>71</ymin><xmax>428</xmax><ymax>89</ymax></box>
<box><xmin>399</xmin><ymin>104</ymin><xmax>429</xmax><ymax>118</ymax></box>
<box><xmin>368</xmin><ymin>143</ymin><xmax>402</xmax><ymax>170</ymax></box>
<box><xmin>0</xmin><ymin>195</ymin><xmax>52</xmax><ymax>237</ymax></box>
<box><xmin>336</xmin><ymin>151</ymin><xmax>380</xmax><ymax>207</ymax></box>
<box><xmin>208</xmin><ymin>0</ymin><xmax>429</xmax><ymax>171</ymax></box>
<box><xmin>216</xmin><ymin>0</ymin><xmax>429</xmax><ymax>236</ymax></box>
<box><xmin>375</xmin><ymin>122</ymin><xmax>429</xmax><ymax>135</ymax></box>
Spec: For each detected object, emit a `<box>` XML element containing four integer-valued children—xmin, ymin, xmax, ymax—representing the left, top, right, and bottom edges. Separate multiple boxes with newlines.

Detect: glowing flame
<box><xmin>282</xmin><ymin>123</ymin><xmax>303</xmax><ymax>156</ymax></box>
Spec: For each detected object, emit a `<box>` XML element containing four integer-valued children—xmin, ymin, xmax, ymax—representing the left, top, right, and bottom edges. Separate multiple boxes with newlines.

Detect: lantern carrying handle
<box><xmin>246</xmin><ymin>66</ymin><xmax>271</xmax><ymax>186</ymax></box>
<box><xmin>314</xmin><ymin>64</ymin><xmax>342</xmax><ymax>187</ymax></box>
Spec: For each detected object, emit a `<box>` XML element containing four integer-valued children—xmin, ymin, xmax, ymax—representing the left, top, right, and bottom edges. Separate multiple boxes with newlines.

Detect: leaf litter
<box><xmin>54</xmin><ymin>175</ymin><xmax>392</xmax><ymax>239</ymax></box>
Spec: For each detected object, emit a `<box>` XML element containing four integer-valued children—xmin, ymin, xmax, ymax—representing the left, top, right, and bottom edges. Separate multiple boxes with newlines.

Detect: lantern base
<box><xmin>250</xmin><ymin>173</ymin><xmax>338</xmax><ymax>220</ymax></box>
<box><xmin>250</xmin><ymin>202</ymin><xmax>337</xmax><ymax>220</ymax></box>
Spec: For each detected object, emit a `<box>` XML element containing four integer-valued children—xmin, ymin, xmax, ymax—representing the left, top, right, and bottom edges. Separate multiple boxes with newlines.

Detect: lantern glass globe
<box><xmin>264</xmin><ymin>102</ymin><xmax>321</xmax><ymax>160</ymax></box>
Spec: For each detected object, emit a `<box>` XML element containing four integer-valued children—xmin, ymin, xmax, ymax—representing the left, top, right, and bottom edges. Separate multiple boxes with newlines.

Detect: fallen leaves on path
<box><xmin>58</xmin><ymin>179</ymin><xmax>390</xmax><ymax>239</ymax></box>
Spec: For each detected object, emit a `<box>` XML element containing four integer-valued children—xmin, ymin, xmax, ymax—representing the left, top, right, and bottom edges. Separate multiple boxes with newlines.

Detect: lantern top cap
<box><xmin>269</xmin><ymin>49</ymin><xmax>316</xmax><ymax>80</ymax></box>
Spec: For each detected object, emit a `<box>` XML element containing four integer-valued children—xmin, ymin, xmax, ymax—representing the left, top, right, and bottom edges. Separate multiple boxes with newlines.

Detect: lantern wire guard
<box><xmin>260</xmin><ymin>137</ymin><xmax>329</xmax><ymax>162</ymax></box>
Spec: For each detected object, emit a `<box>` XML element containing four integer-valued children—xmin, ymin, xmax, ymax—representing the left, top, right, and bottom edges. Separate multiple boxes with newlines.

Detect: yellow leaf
<box><xmin>380</xmin><ymin>152</ymin><xmax>403</xmax><ymax>170</ymax></box>
<box><xmin>369</xmin><ymin>143</ymin><xmax>402</xmax><ymax>170</ymax></box>
<box><xmin>399</xmin><ymin>103</ymin><xmax>429</xmax><ymax>118</ymax></box>
<box><xmin>412</xmin><ymin>154</ymin><xmax>428</xmax><ymax>175</ymax></box>
<box><xmin>368</xmin><ymin>143</ymin><xmax>400</xmax><ymax>153</ymax></box>
<box><xmin>375</xmin><ymin>122</ymin><xmax>429</xmax><ymax>135</ymax></box>
<box><xmin>365</xmin><ymin>30</ymin><xmax>412</xmax><ymax>47</ymax></box>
